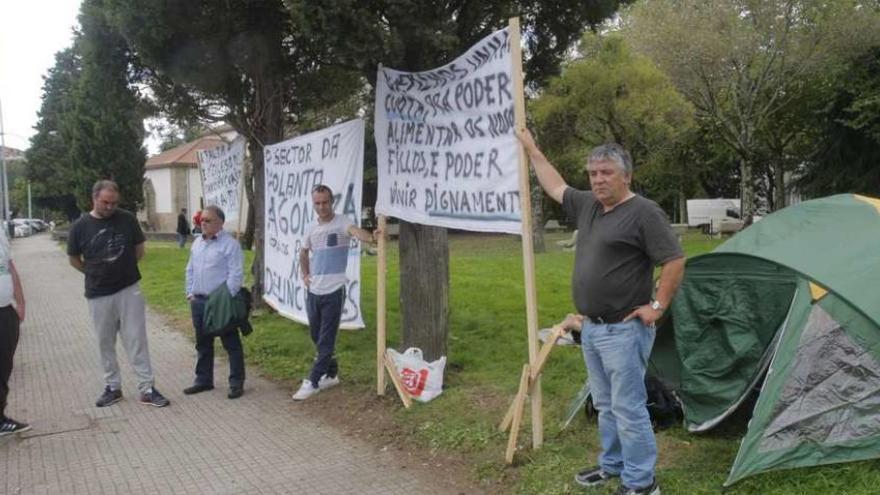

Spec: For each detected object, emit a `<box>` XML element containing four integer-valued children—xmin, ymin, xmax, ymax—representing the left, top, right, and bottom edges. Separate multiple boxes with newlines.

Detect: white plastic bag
<box><xmin>387</xmin><ymin>347</ymin><xmax>446</xmax><ymax>402</ymax></box>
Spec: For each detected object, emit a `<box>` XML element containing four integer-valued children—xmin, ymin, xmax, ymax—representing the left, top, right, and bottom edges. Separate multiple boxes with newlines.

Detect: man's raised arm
<box><xmin>516</xmin><ymin>128</ymin><xmax>568</xmax><ymax>204</ymax></box>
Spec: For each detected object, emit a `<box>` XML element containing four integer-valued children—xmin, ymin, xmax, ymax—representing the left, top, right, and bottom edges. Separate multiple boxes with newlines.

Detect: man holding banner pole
<box><xmin>292</xmin><ymin>185</ymin><xmax>379</xmax><ymax>401</ymax></box>
<box><xmin>517</xmin><ymin>129</ymin><xmax>684</xmax><ymax>495</ymax></box>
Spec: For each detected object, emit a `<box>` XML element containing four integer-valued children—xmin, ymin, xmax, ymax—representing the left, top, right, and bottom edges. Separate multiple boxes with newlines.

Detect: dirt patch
<box><xmin>301</xmin><ymin>386</ymin><xmax>508</xmax><ymax>495</ymax></box>
<box><xmin>159</xmin><ymin>312</ymin><xmax>508</xmax><ymax>494</ymax></box>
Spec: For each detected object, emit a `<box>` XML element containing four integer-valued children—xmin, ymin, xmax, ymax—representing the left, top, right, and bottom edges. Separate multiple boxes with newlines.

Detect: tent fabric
<box><xmin>649</xmin><ymin>194</ymin><xmax>880</xmax><ymax>486</ymax></box>
<box><xmin>715</xmin><ymin>194</ymin><xmax>880</xmax><ymax>327</ymax></box>
<box><xmin>726</xmin><ymin>286</ymin><xmax>880</xmax><ymax>485</ymax></box>
<box><xmin>655</xmin><ymin>255</ymin><xmax>796</xmax><ymax>431</ymax></box>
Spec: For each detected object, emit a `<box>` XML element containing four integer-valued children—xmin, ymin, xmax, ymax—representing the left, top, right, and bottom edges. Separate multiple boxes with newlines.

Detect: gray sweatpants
<box><xmin>87</xmin><ymin>283</ymin><xmax>154</xmax><ymax>394</ymax></box>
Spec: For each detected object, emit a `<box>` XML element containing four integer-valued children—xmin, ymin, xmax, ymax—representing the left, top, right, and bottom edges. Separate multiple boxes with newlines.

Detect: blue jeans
<box><xmin>305</xmin><ymin>288</ymin><xmax>343</xmax><ymax>387</ymax></box>
<box><xmin>176</xmin><ymin>233</ymin><xmax>187</xmax><ymax>248</ymax></box>
<box><xmin>581</xmin><ymin>318</ymin><xmax>657</xmax><ymax>489</ymax></box>
<box><xmin>190</xmin><ymin>297</ymin><xmax>245</xmax><ymax>387</ymax></box>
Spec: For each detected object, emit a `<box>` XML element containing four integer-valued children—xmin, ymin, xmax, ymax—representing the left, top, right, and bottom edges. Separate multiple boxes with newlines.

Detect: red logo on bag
<box><xmin>400</xmin><ymin>368</ymin><xmax>428</xmax><ymax>397</ymax></box>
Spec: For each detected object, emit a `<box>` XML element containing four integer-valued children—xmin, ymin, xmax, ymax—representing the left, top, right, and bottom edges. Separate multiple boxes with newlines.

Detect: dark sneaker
<box><xmin>575</xmin><ymin>466</ymin><xmax>619</xmax><ymax>487</ymax></box>
<box><xmin>183</xmin><ymin>384</ymin><xmax>214</xmax><ymax>395</ymax></box>
<box><xmin>138</xmin><ymin>388</ymin><xmax>170</xmax><ymax>407</ymax></box>
<box><xmin>0</xmin><ymin>417</ymin><xmax>31</xmax><ymax>436</ymax></box>
<box><xmin>227</xmin><ymin>386</ymin><xmax>243</xmax><ymax>399</ymax></box>
<box><xmin>96</xmin><ymin>386</ymin><xmax>123</xmax><ymax>407</ymax></box>
<box><xmin>615</xmin><ymin>480</ymin><xmax>660</xmax><ymax>495</ymax></box>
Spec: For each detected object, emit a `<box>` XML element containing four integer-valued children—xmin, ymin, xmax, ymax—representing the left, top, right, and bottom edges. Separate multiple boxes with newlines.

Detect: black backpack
<box><xmin>585</xmin><ymin>375</ymin><xmax>683</xmax><ymax>431</ymax></box>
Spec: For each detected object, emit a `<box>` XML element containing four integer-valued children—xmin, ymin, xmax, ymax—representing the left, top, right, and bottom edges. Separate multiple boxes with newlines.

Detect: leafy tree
<box><xmin>624</xmin><ymin>0</ymin><xmax>880</xmax><ymax>218</ymax></box>
<box><xmin>104</xmin><ymin>0</ymin><xmax>363</xmax><ymax>302</ymax></box>
<box><xmin>291</xmin><ymin>0</ymin><xmax>631</xmax><ymax>360</ymax></box>
<box><xmin>797</xmin><ymin>46</ymin><xmax>880</xmax><ymax>197</ymax></box>
<box><xmin>531</xmin><ymin>33</ymin><xmax>695</xmax><ymax>220</ymax></box>
<box><xmin>65</xmin><ymin>0</ymin><xmax>147</xmax><ymax>213</ymax></box>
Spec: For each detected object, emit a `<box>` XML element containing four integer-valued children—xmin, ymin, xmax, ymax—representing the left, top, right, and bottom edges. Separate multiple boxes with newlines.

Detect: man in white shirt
<box><xmin>0</xmin><ymin>226</ymin><xmax>28</xmax><ymax>435</ymax></box>
<box><xmin>292</xmin><ymin>185</ymin><xmax>378</xmax><ymax>400</ymax></box>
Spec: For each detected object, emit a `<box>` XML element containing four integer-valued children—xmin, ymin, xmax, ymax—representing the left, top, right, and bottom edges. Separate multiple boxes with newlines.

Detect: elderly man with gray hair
<box><xmin>183</xmin><ymin>205</ymin><xmax>246</xmax><ymax>399</ymax></box>
<box><xmin>518</xmin><ymin>129</ymin><xmax>684</xmax><ymax>495</ymax></box>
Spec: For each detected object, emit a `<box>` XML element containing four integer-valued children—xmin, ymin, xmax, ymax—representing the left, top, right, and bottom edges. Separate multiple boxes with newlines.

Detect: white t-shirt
<box><xmin>303</xmin><ymin>214</ymin><xmax>355</xmax><ymax>295</ymax></box>
<box><xmin>0</xmin><ymin>228</ymin><xmax>14</xmax><ymax>307</ymax></box>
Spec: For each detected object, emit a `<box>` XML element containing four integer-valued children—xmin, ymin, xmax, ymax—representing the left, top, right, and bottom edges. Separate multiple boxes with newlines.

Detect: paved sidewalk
<box><xmin>1</xmin><ymin>234</ymin><xmax>464</xmax><ymax>494</ymax></box>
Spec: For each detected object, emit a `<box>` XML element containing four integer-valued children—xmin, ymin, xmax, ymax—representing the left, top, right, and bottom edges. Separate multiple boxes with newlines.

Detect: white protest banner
<box><xmin>263</xmin><ymin>119</ymin><xmax>365</xmax><ymax>329</ymax></box>
<box><xmin>197</xmin><ymin>137</ymin><xmax>246</xmax><ymax>226</ymax></box>
<box><xmin>374</xmin><ymin>27</ymin><xmax>520</xmax><ymax>234</ymax></box>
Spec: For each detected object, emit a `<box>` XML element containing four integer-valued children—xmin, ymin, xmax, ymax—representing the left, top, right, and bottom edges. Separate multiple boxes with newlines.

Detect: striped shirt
<box><xmin>304</xmin><ymin>214</ymin><xmax>354</xmax><ymax>295</ymax></box>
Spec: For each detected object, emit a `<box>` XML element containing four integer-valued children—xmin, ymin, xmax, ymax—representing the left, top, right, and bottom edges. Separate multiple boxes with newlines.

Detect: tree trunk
<box><xmin>773</xmin><ymin>161</ymin><xmax>786</xmax><ymax>212</ymax></box>
<box><xmin>678</xmin><ymin>185</ymin><xmax>687</xmax><ymax>225</ymax></box>
<box><xmin>530</xmin><ymin>176</ymin><xmax>545</xmax><ymax>253</ymax></box>
<box><xmin>247</xmin><ymin>74</ymin><xmax>285</xmax><ymax>306</ymax></box>
<box><xmin>740</xmin><ymin>157</ymin><xmax>755</xmax><ymax>221</ymax></box>
<box><xmin>240</xmin><ymin>154</ymin><xmax>255</xmax><ymax>249</ymax></box>
<box><xmin>399</xmin><ymin>221</ymin><xmax>449</xmax><ymax>362</ymax></box>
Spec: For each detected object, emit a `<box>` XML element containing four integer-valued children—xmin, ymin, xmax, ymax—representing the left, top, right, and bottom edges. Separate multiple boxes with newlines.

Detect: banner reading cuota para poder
<box><xmin>374</xmin><ymin>27</ymin><xmax>521</xmax><ymax>234</ymax></box>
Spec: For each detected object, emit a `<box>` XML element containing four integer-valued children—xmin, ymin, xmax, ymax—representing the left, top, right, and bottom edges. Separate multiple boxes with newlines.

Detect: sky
<box><xmin>0</xmin><ymin>1</ymin><xmax>83</xmax><ymax>152</ymax></box>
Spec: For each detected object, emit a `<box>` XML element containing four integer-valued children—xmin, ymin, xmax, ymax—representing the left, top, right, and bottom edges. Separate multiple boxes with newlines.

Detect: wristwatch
<box><xmin>650</xmin><ymin>300</ymin><xmax>664</xmax><ymax>311</ymax></box>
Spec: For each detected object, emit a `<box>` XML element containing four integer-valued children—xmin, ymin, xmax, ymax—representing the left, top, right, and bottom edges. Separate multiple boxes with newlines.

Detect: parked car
<box><xmin>12</xmin><ymin>219</ymin><xmax>33</xmax><ymax>237</ymax></box>
<box><xmin>24</xmin><ymin>219</ymin><xmax>47</xmax><ymax>232</ymax></box>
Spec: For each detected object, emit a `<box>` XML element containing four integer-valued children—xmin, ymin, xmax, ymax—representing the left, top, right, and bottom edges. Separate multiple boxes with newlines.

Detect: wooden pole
<box><xmin>377</xmin><ymin>215</ymin><xmax>388</xmax><ymax>395</ymax></box>
<box><xmin>505</xmin><ymin>364</ymin><xmax>531</xmax><ymax>463</ymax></box>
<box><xmin>509</xmin><ymin>16</ymin><xmax>543</xmax><ymax>449</ymax></box>
<box><xmin>384</xmin><ymin>350</ymin><xmax>412</xmax><ymax>408</ymax></box>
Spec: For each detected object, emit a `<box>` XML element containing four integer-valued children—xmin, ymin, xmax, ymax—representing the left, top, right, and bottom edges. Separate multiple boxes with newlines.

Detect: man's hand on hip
<box><xmin>624</xmin><ymin>305</ymin><xmax>663</xmax><ymax>327</ymax></box>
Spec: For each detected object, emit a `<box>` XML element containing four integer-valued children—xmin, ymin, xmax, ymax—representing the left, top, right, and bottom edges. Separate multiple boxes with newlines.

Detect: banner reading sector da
<box><xmin>374</xmin><ymin>27</ymin><xmax>521</xmax><ymax>234</ymax></box>
<box><xmin>263</xmin><ymin>119</ymin><xmax>366</xmax><ymax>329</ymax></box>
<box><xmin>197</xmin><ymin>137</ymin><xmax>246</xmax><ymax>226</ymax></box>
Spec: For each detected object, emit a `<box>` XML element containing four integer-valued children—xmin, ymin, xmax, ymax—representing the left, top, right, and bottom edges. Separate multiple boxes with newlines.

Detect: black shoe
<box><xmin>183</xmin><ymin>384</ymin><xmax>214</xmax><ymax>395</ymax></box>
<box><xmin>139</xmin><ymin>387</ymin><xmax>170</xmax><ymax>407</ymax></box>
<box><xmin>95</xmin><ymin>386</ymin><xmax>123</xmax><ymax>407</ymax></box>
<box><xmin>615</xmin><ymin>480</ymin><xmax>660</xmax><ymax>495</ymax></box>
<box><xmin>0</xmin><ymin>417</ymin><xmax>31</xmax><ymax>436</ymax></box>
<box><xmin>228</xmin><ymin>386</ymin><xmax>243</xmax><ymax>399</ymax></box>
<box><xmin>575</xmin><ymin>466</ymin><xmax>619</xmax><ymax>487</ymax></box>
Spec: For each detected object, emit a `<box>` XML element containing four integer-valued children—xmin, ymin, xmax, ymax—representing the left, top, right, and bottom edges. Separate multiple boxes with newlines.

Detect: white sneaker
<box><xmin>318</xmin><ymin>374</ymin><xmax>340</xmax><ymax>390</ymax></box>
<box><xmin>292</xmin><ymin>379</ymin><xmax>320</xmax><ymax>400</ymax></box>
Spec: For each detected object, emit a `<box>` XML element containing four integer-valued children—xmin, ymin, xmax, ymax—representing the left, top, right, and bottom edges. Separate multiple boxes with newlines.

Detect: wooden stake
<box><xmin>531</xmin><ymin>326</ymin><xmax>566</xmax><ymax>380</ymax></box>
<box><xmin>499</xmin><ymin>326</ymin><xmax>566</xmax><ymax>432</ymax></box>
<box><xmin>509</xmin><ymin>16</ymin><xmax>543</xmax><ymax>449</ymax></box>
<box><xmin>383</xmin><ymin>350</ymin><xmax>412</xmax><ymax>408</ymax></box>
<box><xmin>505</xmin><ymin>364</ymin><xmax>531</xmax><ymax>464</ymax></box>
<box><xmin>376</xmin><ymin>215</ymin><xmax>388</xmax><ymax>395</ymax></box>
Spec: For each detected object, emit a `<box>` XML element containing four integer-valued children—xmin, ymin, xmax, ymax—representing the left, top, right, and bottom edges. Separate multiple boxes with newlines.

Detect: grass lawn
<box><xmin>138</xmin><ymin>231</ymin><xmax>880</xmax><ymax>494</ymax></box>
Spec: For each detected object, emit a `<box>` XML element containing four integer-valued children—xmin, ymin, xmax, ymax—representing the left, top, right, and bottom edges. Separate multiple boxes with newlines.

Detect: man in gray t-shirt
<box><xmin>518</xmin><ymin>129</ymin><xmax>684</xmax><ymax>495</ymax></box>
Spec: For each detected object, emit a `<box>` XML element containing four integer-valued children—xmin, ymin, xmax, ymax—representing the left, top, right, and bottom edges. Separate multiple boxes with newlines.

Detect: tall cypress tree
<box><xmin>66</xmin><ymin>0</ymin><xmax>146</xmax><ymax>212</ymax></box>
<box><xmin>26</xmin><ymin>47</ymin><xmax>83</xmax><ymax>220</ymax></box>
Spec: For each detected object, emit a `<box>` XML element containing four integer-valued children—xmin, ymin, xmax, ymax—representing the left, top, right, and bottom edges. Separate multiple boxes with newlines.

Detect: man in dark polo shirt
<box><xmin>518</xmin><ymin>129</ymin><xmax>684</xmax><ymax>495</ymax></box>
<box><xmin>68</xmin><ymin>180</ymin><xmax>170</xmax><ymax>408</ymax></box>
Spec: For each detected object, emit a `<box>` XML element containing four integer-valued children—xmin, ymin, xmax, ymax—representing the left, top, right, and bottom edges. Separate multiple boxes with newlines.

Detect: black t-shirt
<box><xmin>562</xmin><ymin>188</ymin><xmax>683</xmax><ymax>318</ymax></box>
<box><xmin>67</xmin><ymin>209</ymin><xmax>146</xmax><ymax>299</ymax></box>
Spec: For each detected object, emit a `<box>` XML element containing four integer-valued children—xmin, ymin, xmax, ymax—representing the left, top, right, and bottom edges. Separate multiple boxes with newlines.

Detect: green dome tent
<box><xmin>650</xmin><ymin>194</ymin><xmax>880</xmax><ymax>486</ymax></box>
